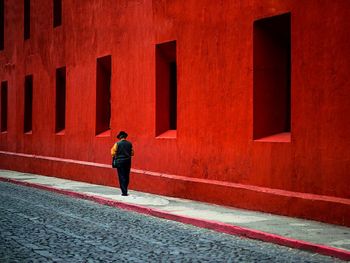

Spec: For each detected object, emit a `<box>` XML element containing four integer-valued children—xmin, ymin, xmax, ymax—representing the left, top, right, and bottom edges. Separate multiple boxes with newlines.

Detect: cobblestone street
<box><xmin>0</xmin><ymin>181</ymin><xmax>343</xmax><ymax>262</ymax></box>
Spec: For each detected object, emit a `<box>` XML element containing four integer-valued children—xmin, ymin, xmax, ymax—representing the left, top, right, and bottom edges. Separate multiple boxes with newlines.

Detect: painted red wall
<box><xmin>0</xmin><ymin>0</ymin><xmax>349</xmax><ymax>226</ymax></box>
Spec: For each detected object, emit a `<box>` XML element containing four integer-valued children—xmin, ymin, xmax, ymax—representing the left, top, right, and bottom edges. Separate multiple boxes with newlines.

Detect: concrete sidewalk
<box><xmin>0</xmin><ymin>169</ymin><xmax>349</xmax><ymax>261</ymax></box>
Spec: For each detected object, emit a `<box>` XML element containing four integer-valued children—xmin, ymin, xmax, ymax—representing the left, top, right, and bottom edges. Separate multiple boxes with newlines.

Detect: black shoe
<box><xmin>121</xmin><ymin>194</ymin><xmax>128</xmax><ymax>196</ymax></box>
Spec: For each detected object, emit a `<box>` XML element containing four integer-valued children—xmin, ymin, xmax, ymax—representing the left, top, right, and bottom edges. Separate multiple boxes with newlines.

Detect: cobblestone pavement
<box><xmin>0</xmin><ymin>182</ymin><xmax>344</xmax><ymax>263</ymax></box>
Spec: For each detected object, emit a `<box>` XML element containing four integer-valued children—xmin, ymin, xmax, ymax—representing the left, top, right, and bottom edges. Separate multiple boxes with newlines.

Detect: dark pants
<box><xmin>116</xmin><ymin>160</ymin><xmax>131</xmax><ymax>195</ymax></box>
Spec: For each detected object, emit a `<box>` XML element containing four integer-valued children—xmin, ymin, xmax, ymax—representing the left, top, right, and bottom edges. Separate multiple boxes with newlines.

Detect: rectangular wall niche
<box><xmin>53</xmin><ymin>0</ymin><xmax>62</xmax><ymax>27</ymax></box>
<box><xmin>253</xmin><ymin>13</ymin><xmax>291</xmax><ymax>141</ymax></box>
<box><xmin>24</xmin><ymin>75</ymin><xmax>33</xmax><ymax>133</ymax></box>
<box><xmin>96</xmin><ymin>55</ymin><xmax>111</xmax><ymax>135</ymax></box>
<box><xmin>1</xmin><ymin>81</ymin><xmax>7</xmax><ymax>132</ymax></box>
<box><xmin>55</xmin><ymin>66</ymin><xmax>66</xmax><ymax>133</ymax></box>
<box><xmin>156</xmin><ymin>40</ymin><xmax>177</xmax><ymax>137</ymax></box>
<box><xmin>0</xmin><ymin>0</ymin><xmax>4</xmax><ymax>50</ymax></box>
<box><xmin>24</xmin><ymin>0</ymin><xmax>30</xmax><ymax>40</ymax></box>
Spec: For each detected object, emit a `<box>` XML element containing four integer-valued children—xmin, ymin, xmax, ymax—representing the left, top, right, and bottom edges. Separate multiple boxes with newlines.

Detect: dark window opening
<box><xmin>156</xmin><ymin>40</ymin><xmax>177</xmax><ymax>136</ymax></box>
<box><xmin>24</xmin><ymin>0</ymin><xmax>30</xmax><ymax>40</ymax></box>
<box><xmin>96</xmin><ymin>55</ymin><xmax>111</xmax><ymax>135</ymax></box>
<box><xmin>24</xmin><ymin>75</ymin><xmax>33</xmax><ymax>133</ymax></box>
<box><xmin>53</xmin><ymin>0</ymin><xmax>62</xmax><ymax>27</ymax></box>
<box><xmin>253</xmin><ymin>13</ymin><xmax>291</xmax><ymax>141</ymax></box>
<box><xmin>169</xmin><ymin>61</ymin><xmax>177</xmax><ymax>130</ymax></box>
<box><xmin>55</xmin><ymin>67</ymin><xmax>66</xmax><ymax>133</ymax></box>
<box><xmin>1</xmin><ymin>81</ymin><xmax>7</xmax><ymax>132</ymax></box>
<box><xmin>0</xmin><ymin>0</ymin><xmax>4</xmax><ymax>50</ymax></box>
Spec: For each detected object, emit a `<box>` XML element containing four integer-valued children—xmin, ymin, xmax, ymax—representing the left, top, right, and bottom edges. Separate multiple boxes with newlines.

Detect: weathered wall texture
<box><xmin>0</xmin><ymin>0</ymin><xmax>349</xmax><ymax>226</ymax></box>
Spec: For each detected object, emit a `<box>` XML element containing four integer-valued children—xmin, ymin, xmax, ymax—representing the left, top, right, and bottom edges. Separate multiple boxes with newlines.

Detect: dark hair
<box><xmin>117</xmin><ymin>131</ymin><xmax>128</xmax><ymax>139</ymax></box>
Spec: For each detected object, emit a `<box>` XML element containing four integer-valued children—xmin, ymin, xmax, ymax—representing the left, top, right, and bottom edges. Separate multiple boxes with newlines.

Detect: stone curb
<box><xmin>1</xmin><ymin>177</ymin><xmax>349</xmax><ymax>261</ymax></box>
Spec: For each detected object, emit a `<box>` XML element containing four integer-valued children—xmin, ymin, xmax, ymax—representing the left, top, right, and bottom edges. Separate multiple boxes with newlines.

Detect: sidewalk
<box><xmin>0</xmin><ymin>169</ymin><xmax>349</xmax><ymax>261</ymax></box>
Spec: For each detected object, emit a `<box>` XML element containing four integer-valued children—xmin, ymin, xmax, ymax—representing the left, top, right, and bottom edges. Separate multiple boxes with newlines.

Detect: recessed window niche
<box><xmin>24</xmin><ymin>75</ymin><xmax>33</xmax><ymax>133</ymax></box>
<box><xmin>55</xmin><ymin>66</ymin><xmax>66</xmax><ymax>133</ymax></box>
<box><xmin>1</xmin><ymin>81</ymin><xmax>7</xmax><ymax>132</ymax></box>
<box><xmin>95</xmin><ymin>55</ymin><xmax>111</xmax><ymax>136</ymax></box>
<box><xmin>0</xmin><ymin>0</ymin><xmax>4</xmax><ymax>50</ymax></box>
<box><xmin>24</xmin><ymin>0</ymin><xmax>30</xmax><ymax>40</ymax></box>
<box><xmin>156</xmin><ymin>40</ymin><xmax>177</xmax><ymax>138</ymax></box>
<box><xmin>253</xmin><ymin>13</ymin><xmax>291</xmax><ymax>142</ymax></box>
<box><xmin>53</xmin><ymin>0</ymin><xmax>62</xmax><ymax>27</ymax></box>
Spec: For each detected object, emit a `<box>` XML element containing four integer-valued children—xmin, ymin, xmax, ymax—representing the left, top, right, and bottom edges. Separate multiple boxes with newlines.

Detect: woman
<box><xmin>111</xmin><ymin>131</ymin><xmax>134</xmax><ymax>196</ymax></box>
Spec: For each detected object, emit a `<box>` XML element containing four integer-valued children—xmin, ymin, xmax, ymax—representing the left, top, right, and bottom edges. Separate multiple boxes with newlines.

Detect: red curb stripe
<box><xmin>1</xmin><ymin>177</ymin><xmax>349</xmax><ymax>261</ymax></box>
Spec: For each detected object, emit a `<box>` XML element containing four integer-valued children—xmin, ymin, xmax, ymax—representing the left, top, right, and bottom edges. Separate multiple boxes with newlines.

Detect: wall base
<box><xmin>1</xmin><ymin>151</ymin><xmax>349</xmax><ymax>226</ymax></box>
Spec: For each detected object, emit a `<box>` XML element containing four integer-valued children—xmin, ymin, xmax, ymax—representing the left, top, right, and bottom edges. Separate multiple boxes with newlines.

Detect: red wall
<box><xmin>0</xmin><ymin>0</ymin><xmax>349</xmax><ymax>226</ymax></box>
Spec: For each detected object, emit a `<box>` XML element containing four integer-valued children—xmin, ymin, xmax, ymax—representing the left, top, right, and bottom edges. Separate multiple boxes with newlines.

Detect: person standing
<box><xmin>111</xmin><ymin>131</ymin><xmax>134</xmax><ymax>196</ymax></box>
